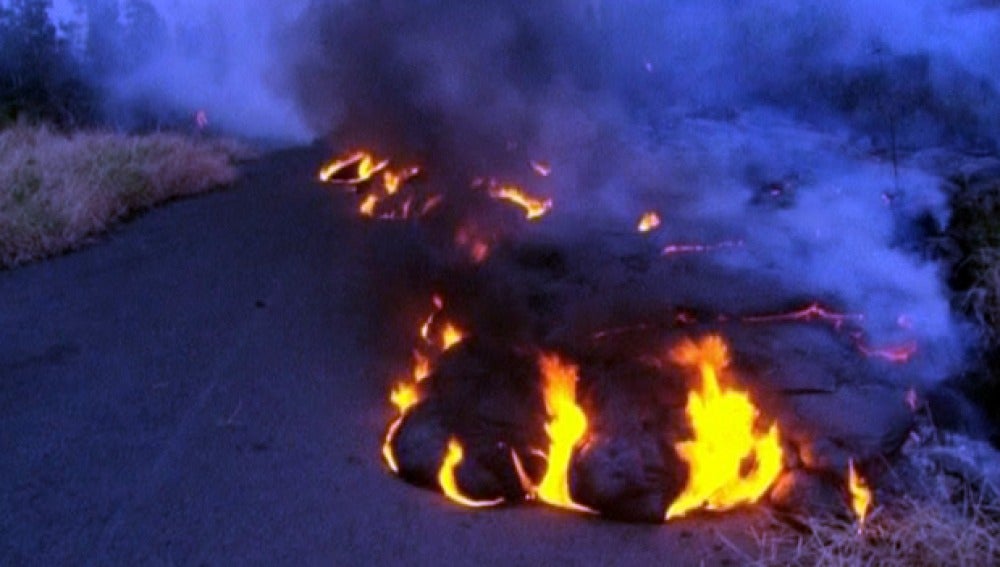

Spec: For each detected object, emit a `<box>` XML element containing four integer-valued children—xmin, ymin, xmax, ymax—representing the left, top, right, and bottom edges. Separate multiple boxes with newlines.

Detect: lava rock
<box><xmin>572</xmin><ymin>434</ymin><xmax>675</xmax><ymax>522</ymax></box>
<box><xmin>769</xmin><ymin>469</ymin><xmax>850</xmax><ymax>518</ymax></box>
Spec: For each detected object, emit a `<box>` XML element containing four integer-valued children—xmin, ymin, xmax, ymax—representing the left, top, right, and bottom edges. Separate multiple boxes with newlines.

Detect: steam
<box><xmin>57</xmin><ymin>1</ymin><xmax>1000</xmax><ymax>382</ymax></box>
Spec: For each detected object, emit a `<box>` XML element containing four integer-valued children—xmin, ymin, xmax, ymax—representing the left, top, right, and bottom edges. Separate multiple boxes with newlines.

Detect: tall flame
<box><xmin>536</xmin><ymin>354</ymin><xmax>594</xmax><ymax>513</ymax></box>
<box><xmin>848</xmin><ymin>460</ymin><xmax>872</xmax><ymax>530</ymax></box>
<box><xmin>666</xmin><ymin>335</ymin><xmax>783</xmax><ymax>519</ymax></box>
<box><xmin>438</xmin><ymin>438</ymin><xmax>505</xmax><ymax>508</ymax></box>
<box><xmin>489</xmin><ymin>185</ymin><xmax>553</xmax><ymax>220</ymax></box>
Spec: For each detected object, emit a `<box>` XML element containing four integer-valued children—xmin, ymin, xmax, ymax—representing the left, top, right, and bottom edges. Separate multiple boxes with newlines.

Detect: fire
<box><xmin>536</xmin><ymin>354</ymin><xmax>594</xmax><ymax>513</ymax></box>
<box><xmin>637</xmin><ymin>211</ymin><xmax>662</xmax><ymax>233</ymax></box>
<box><xmin>489</xmin><ymin>185</ymin><xmax>553</xmax><ymax>220</ymax></box>
<box><xmin>382</xmin><ymin>381</ymin><xmax>422</xmax><ymax>473</ymax></box>
<box><xmin>412</xmin><ymin>350</ymin><xmax>431</xmax><ymax>382</ymax></box>
<box><xmin>438</xmin><ymin>438</ymin><xmax>505</xmax><ymax>508</ymax></box>
<box><xmin>358</xmin><ymin>194</ymin><xmax>379</xmax><ymax>217</ymax></box>
<box><xmin>441</xmin><ymin>322</ymin><xmax>465</xmax><ymax>351</ymax></box>
<box><xmin>848</xmin><ymin>460</ymin><xmax>872</xmax><ymax>530</ymax></box>
<box><xmin>665</xmin><ymin>335</ymin><xmax>783</xmax><ymax>520</ymax></box>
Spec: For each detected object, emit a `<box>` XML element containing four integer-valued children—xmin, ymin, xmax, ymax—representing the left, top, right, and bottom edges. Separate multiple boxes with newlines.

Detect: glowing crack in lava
<box><xmin>665</xmin><ymin>335</ymin><xmax>783</xmax><ymax>519</ymax></box>
<box><xmin>637</xmin><ymin>211</ymin><xmax>662</xmax><ymax>233</ymax></box>
<box><xmin>318</xmin><ymin>150</ymin><xmax>389</xmax><ymax>184</ymax></box>
<box><xmin>438</xmin><ymin>438</ymin><xmax>505</xmax><ymax>508</ymax></box>
<box><xmin>742</xmin><ymin>302</ymin><xmax>864</xmax><ymax>330</ymax></box>
<box><xmin>489</xmin><ymin>185</ymin><xmax>553</xmax><ymax>221</ymax></box>
<box><xmin>849</xmin><ymin>460</ymin><xmax>872</xmax><ymax>530</ymax></box>
<box><xmin>536</xmin><ymin>353</ymin><xmax>595</xmax><ymax>513</ymax></box>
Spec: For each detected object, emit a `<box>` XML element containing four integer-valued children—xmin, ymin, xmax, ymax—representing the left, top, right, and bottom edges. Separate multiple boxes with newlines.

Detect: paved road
<box><xmin>1</xmin><ymin>146</ymin><xmax>746</xmax><ymax>565</ymax></box>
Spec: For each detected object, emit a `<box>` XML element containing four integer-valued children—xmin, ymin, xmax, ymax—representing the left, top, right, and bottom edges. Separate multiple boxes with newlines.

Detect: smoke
<box><xmin>67</xmin><ymin>1</ymin><xmax>1000</xmax><ymax>383</ymax></box>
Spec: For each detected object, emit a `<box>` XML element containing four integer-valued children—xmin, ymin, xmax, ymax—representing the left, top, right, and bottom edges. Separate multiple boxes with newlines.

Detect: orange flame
<box><xmin>849</xmin><ymin>460</ymin><xmax>872</xmax><ymax>530</ymax></box>
<box><xmin>638</xmin><ymin>211</ymin><xmax>662</xmax><ymax>233</ymax></box>
<box><xmin>441</xmin><ymin>322</ymin><xmax>465</xmax><ymax>351</ymax></box>
<box><xmin>358</xmin><ymin>194</ymin><xmax>379</xmax><ymax>217</ymax></box>
<box><xmin>437</xmin><ymin>438</ymin><xmax>505</xmax><ymax>508</ymax></box>
<box><xmin>665</xmin><ymin>335</ymin><xmax>783</xmax><ymax>520</ymax></box>
<box><xmin>489</xmin><ymin>185</ymin><xmax>553</xmax><ymax>220</ymax></box>
<box><xmin>536</xmin><ymin>354</ymin><xmax>594</xmax><ymax>513</ymax></box>
<box><xmin>412</xmin><ymin>350</ymin><xmax>431</xmax><ymax>382</ymax></box>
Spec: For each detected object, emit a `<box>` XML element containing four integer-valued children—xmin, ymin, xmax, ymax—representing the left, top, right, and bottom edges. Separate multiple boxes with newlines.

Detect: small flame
<box><xmin>536</xmin><ymin>354</ymin><xmax>594</xmax><ymax>513</ymax></box>
<box><xmin>412</xmin><ymin>350</ymin><xmax>431</xmax><ymax>382</ymax></box>
<box><xmin>383</xmin><ymin>381</ymin><xmax>422</xmax><ymax>473</ymax></box>
<box><xmin>848</xmin><ymin>460</ymin><xmax>872</xmax><ymax>530</ymax></box>
<box><xmin>383</xmin><ymin>166</ymin><xmax>420</xmax><ymax>195</ymax></box>
<box><xmin>665</xmin><ymin>335</ymin><xmax>783</xmax><ymax>520</ymax></box>
<box><xmin>441</xmin><ymin>322</ymin><xmax>465</xmax><ymax>351</ymax></box>
<box><xmin>318</xmin><ymin>150</ymin><xmax>389</xmax><ymax>184</ymax></box>
<box><xmin>438</xmin><ymin>438</ymin><xmax>505</xmax><ymax>508</ymax></box>
<box><xmin>489</xmin><ymin>185</ymin><xmax>553</xmax><ymax>221</ymax></box>
<box><xmin>359</xmin><ymin>194</ymin><xmax>379</xmax><ymax>217</ymax></box>
<box><xmin>638</xmin><ymin>211</ymin><xmax>662</xmax><ymax>233</ymax></box>
<box><xmin>530</xmin><ymin>160</ymin><xmax>552</xmax><ymax>177</ymax></box>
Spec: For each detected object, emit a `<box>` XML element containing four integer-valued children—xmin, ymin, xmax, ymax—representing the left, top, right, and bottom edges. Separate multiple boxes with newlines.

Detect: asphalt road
<box><xmin>1</xmin><ymin>146</ymin><xmax>749</xmax><ymax>565</ymax></box>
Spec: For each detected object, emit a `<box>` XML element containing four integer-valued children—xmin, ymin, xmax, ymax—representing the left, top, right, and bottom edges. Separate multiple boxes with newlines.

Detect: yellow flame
<box><xmin>318</xmin><ymin>151</ymin><xmax>364</xmax><ymax>182</ymax></box>
<box><xmin>390</xmin><ymin>382</ymin><xmax>419</xmax><ymax>414</ymax></box>
<box><xmin>382</xmin><ymin>417</ymin><xmax>405</xmax><ymax>473</ymax></box>
<box><xmin>359</xmin><ymin>194</ymin><xmax>379</xmax><ymax>217</ymax></box>
<box><xmin>849</xmin><ymin>460</ymin><xmax>872</xmax><ymax>529</ymax></box>
<box><xmin>536</xmin><ymin>354</ymin><xmax>594</xmax><ymax>513</ymax></box>
<box><xmin>638</xmin><ymin>211</ymin><xmax>662</xmax><ymax>233</ymax></box>
<box><xmin>489</xmin><ymin>185</ymin><xmax>553</xmax><ymax>220</ymax></box>
<box><xmin>357</xmin><ymin>154</ymin><xmax>389</xmax><ymax>181</ymax></box>
<box><xmin>665</xmin><ymin>335</ymin><xmax>783</xmax><ymax>520</ymax></box>
<box><xmin>441</xmin><ymin>322</ymin><xmax>465</xmax><ymax>351</ymax></box>
<box><xmin>438</xmin><ymin>438</ymin><xmax>505</xmax><ymax>508</ymax></box>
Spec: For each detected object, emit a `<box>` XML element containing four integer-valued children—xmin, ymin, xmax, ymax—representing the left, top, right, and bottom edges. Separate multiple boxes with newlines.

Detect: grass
<box><xmin>0</xmin><ymin>124</ymin><xmax>252</xmax><ymax>268</ymax></box>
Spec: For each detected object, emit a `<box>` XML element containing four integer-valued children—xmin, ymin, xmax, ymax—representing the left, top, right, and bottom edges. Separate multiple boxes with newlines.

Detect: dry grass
<box><xmin>0</xmin><ymin>124</ymin><xmax>252</xmax><ymax>268</ymax></box>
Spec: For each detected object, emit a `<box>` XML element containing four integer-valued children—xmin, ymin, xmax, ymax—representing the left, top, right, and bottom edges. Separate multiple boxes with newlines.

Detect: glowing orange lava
<box><xmin>319</xmin><ymin>150</ymin><xmax>389</xmax><ymax>184</ymax></box>
<box><xmin>638</xmin><ymin>211</ymin><xmax>662</xmax><ymax>233</ymax></box>
<box><xmin>536</xmin><ymin>354</ymin><xmax>594</xmax><ymax>513</ymax></box>
<box><xmin>489</xmin><ymin>185</ymin><xmax>553</xmax><ymax>220</ymax></box>
<box><xmin>666</xmin><ymin>335</ymin><xmax>783</xmax><ymax>520</ymax></box>
<box><xmin>848</xmin><ymin>460</ymin><xmax>872</xmax><ymax>530</ymax></box>
<box><xmin>438</xmin><ymin>438</ymin><xmax>505</xmax><ymax>508</ymax></box>
<box><xmin>441</xmin><ymin>322</ymin><xmax>465</xmax><ymax>351</ymax></box>
<box><xmin>382</xmin><ymin>381</ymin><xmax>422</xmax><ymax>473</ymax></box>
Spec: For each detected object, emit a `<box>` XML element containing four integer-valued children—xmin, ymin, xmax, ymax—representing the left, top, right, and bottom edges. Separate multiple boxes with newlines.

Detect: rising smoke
<box><xmin>77</xmin><ymin>1</ymin><xmax>1000</xmax><ymax>384</ymax></box>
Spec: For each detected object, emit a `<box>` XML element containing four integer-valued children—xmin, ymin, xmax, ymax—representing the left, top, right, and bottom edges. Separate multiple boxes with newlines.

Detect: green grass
<box><xmin>0</xmin><ymin>124</ymin><xmax>252</xmax><ymax>268</ymax></box>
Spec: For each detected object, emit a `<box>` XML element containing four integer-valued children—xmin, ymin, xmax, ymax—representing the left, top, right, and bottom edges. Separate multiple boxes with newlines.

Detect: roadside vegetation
<box><xmin>0</xmin><ymin>124</ymin><xmax>248</xmax><ymax>267</ymax></box>
<box><xmin>0</xmin><ymin>1</ymin><xmax>252</xmax><ymax>268</ymax></box>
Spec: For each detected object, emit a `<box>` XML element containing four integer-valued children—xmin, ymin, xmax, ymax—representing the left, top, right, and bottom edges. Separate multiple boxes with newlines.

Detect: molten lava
<box><xmin>438</xmin><ymin>438</ymin><xmax>505</xmax><ymax>508</ymax></box>
<box><xmin>382</xmin><ymin>381</ymin><xmax>422</xmax><ymax>473</ymax></box>
<box><xmin>536</xmin><ymin>353</ymin><xmax>594</xmax><ymax>513</ymax></box>
<box><xmin>666</xmin><ymin>335</ymin><xmax>783</xmax><ymax>519</ymax></box>
<box><xmin>319</xmin><ymin>150</ymin><xmax>389</xmax><ymax>184</ymax></box>
<box><xmin>848</xmin><ymin>460</ymin><xmax>872</xmax><ymax>529</ymax></box>
<box><xmin>637</xmin><ymin>211</ymin><xmax>662</xmax><ymax>233</ymax></box>
<box><xmin>441</xmin><ymin>322</ymin><xmax>465</xmax><ymax>351</ymax></box>
<box><xmin>489</xmin><ymin>185</ymin><xmax>553</xmax><ymax>220</ymax></box>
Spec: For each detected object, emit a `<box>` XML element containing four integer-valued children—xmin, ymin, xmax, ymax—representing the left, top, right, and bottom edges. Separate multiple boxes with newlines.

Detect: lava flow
<box><xmin>382</xmin><ymin>381</ymin><xmax>421</xmax><ymax>473</ymax></box>
<box><xmin>536</xmin><ymin>353</ymin><xmax>594</xmax><ymax>513</ymax></box>
<box><xmin>665</xmin><ymin>335</ymin><xmax>783</xmax><ymax>519</ymax></box>
<box><xmin>438</xmin><ymin>438</ymin><xmax>505</xmax><ymax>508</ymax></box>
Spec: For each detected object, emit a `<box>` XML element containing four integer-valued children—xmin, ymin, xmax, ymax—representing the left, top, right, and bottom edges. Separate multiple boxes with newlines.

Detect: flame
<box><xmin>382</xmin><ymin>381</ymin><xmax>422</xmax><ymax>473</ymax></box>
<box><xmin>489</xmin><ymin>185</ymin><xmax>553</xmax><ymax>220</ymax></box>
<box><xmin>437</xmin><ymin>438</ymin><xmax>505</xmax><ymax>508</ymax></box>
<box><xmin>638</xmin><ymin>211</ymin><xmax>662</xmax><ymax>233</ymax></box>
<box><xmin>383</xmin><ymin>166</ymin><xmax>420</xmax><ymax>195</ymax></box>
<box><xmin>510</xmin><ymin>449</ymin><xmax>537</xmax><ymax>499</ymax></box>
<box><xmin>665</xmin><ymin>335</ymin><xmax>783</xmax><ymax>520</ymax></box>
<box><xmin>412</xmin><ymin>350</ymin><xmax>431</xmax><ymax>382</ymax></box>
<box><xmin>359</xmin><ymin>194</ymin><xmax>379</xmax><ymax>217</ymax></box>
<box><xmin>441</xmin><ymin>322</ymin><xmax>465</xmax><ymax>351</ymax></box>
<box><xmin>536</xmin><ymin>354</ymin><xmax>594</xmax><ymax>513</ymax></box>
<box><xmin>530</xmin><ymin>160</ymin><xmax>552</xmax><ymax>177</ymax></box>
<box><xmin>318</xmin><ymin>150</ymin><xmax>389</xmax><ymax>184</ymax></box>
<box><xmin>848</xmin><ymin>460</ymin><xmax>872</xmax><ymax>529</ymax></box>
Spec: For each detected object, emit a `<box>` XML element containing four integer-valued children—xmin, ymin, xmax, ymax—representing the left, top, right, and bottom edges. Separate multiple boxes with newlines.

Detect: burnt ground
<box><xmin>0</xmin><ymin>146</ymin><xmax>760</xmax><ymax>565</ymax></box>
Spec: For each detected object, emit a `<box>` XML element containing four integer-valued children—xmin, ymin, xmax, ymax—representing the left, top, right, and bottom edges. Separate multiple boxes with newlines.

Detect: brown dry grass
<box><xmin>0</xmin><ymin>124</ymin><xmax>252</xmax><ymax>268</ymax></box>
